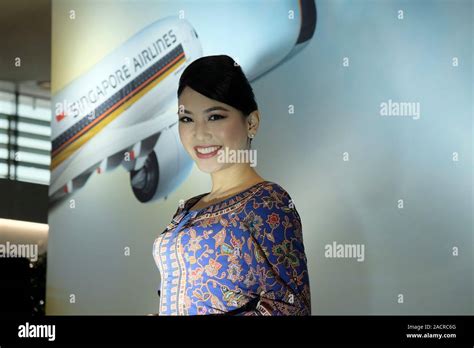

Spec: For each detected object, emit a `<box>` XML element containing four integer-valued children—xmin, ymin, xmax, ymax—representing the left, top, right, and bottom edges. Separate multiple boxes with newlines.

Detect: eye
<box><xmin>208</xmin><ymin>114</ymin><xmax>226</xmax><ymax>121</ymax></box>
<box><xmin>179</xmin><ymin>116</ymin><xmax>192</xmax><ymax>123</ymax></box>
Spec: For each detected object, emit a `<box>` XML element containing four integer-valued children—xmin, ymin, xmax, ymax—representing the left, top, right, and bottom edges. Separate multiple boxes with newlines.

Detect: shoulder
<box><xmin>249</xmin><ymin>181</ymin><xmax>298</xmax><ymax>211</ymax></box>
<box><xmin>245</xmin><ymin>181</ymin><xmax>302</xmax><ymax>231</ymax></box>
<box><xmin>244</xmin><ymin>181</ymin><xmax>303</xmax><ymax>242</ymax></box>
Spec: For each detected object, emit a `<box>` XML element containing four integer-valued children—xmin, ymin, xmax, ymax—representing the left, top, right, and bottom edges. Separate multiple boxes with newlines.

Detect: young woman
<box><xmin>153</xmin><ymin>55</ymin><xmax>311</xmax><ymax>315</ymax></box>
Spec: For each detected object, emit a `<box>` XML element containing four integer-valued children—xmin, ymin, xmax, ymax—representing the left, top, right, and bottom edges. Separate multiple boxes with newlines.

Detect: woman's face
<box><xmin>178</xmin><ymin>86</ymin><xmax>249</xmax><ymax>173</ymax></box>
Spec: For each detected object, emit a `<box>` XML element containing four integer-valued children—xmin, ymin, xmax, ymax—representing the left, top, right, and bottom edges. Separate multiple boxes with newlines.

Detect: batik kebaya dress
<box><xmin>153</xmin><ymin>180</ymin><xmax>311</xmax><ymax>315</ymax></box>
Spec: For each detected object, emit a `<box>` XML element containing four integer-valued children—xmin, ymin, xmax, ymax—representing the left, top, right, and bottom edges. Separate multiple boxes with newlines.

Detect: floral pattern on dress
<box><xmin>153</xmin><ymin>181</ymin><xmax>311</xmax><ymax>315</ymax></box>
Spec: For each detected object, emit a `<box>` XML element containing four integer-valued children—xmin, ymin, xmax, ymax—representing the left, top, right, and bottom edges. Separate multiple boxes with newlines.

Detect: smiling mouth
<box><xmin>194</xmin><ymin>145</ymin><xmax>222</xmax><ymax>158</ymax></box>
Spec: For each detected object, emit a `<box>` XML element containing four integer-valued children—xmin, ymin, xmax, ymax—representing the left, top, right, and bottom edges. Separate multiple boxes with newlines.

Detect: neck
<box><xmin>208</xmin><ymin>164</ymin><xmax>264</xmax><ymax>198</ymax></box>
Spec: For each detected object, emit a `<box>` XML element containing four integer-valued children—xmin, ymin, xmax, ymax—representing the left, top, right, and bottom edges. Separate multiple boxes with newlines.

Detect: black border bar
<box><xmin>0</xmin><ymin>315</ymin><xmax>472</xmax><ymax>345</ymax></box>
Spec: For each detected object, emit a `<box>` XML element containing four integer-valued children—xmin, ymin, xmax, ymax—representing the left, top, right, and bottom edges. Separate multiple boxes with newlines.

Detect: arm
<box><xmin>238</xmin><ymin>188</ymin><xmax>311</xmax><ymax>315</ymax></box>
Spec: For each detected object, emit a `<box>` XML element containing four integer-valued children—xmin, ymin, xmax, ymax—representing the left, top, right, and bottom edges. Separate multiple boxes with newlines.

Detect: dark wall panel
<box><xmin>0</xmin><ymin>178</ymin><xmax>48</xmax><ymax>224</ymax></box>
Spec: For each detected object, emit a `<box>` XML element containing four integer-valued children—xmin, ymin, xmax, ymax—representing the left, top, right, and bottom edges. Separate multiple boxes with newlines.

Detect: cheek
<box><xmin>178</xmin><ymin>125</ymin><xmax>192</xmax><ymax>148</ymax></box>
<box><xmin>214</xmin><ymin>119</ymin><xmax>246</xmax><ymax>146</ymax></box>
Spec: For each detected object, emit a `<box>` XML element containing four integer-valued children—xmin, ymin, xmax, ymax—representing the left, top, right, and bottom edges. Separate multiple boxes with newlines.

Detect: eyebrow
<box><xmin>182</xmin><ymin>106</ymin><xmax>230</xmax><ymax>115</ymax></box>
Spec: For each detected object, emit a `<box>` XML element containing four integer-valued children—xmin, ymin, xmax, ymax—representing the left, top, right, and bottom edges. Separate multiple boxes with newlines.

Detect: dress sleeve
<box><xmin>238</xmin><ymin>187</ymin><xmax>312</xmax><ymax>315</ymax></box>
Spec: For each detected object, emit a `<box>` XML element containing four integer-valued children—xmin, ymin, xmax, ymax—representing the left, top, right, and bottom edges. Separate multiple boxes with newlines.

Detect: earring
<box><xmin>248</xmin><ymin>133</ymin><xmax>255</xmax><ymax>138</ymax></box>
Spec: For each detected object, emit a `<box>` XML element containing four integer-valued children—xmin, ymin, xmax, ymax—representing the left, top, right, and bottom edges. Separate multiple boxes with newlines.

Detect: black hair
<box><xmin>177</xmin><ymin>55</ymin><xmax>258</xmax><ymax>145</ymax></box>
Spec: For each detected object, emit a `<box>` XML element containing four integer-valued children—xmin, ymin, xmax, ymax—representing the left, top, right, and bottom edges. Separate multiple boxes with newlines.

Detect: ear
<box><xmin>247</xmin><ymin>110</ymin><xmax>260</xmax><ymax>133</ymax></box>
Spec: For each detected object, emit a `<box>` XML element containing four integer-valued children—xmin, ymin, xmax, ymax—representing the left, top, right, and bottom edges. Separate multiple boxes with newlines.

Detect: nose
<box><xmin>193</xmin><ymin>119</ymin><xmax>212</xmax><ymax>141</ymax></box>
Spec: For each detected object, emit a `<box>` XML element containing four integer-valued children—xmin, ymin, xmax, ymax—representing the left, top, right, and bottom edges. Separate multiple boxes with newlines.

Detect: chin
<box><xmin>195</xmin><ymin>161</ymin><xmax>227</xmax><ymax>174</ymax></box>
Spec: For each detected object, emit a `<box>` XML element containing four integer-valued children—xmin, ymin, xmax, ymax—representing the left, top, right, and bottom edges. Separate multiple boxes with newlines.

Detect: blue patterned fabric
<box><xmin>153</xmin><ymin>181</ymin><xmax>311</xmax><ymax>315</ymax></box>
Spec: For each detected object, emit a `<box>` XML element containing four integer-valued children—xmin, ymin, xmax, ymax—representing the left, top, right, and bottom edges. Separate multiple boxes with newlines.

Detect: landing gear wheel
<box><xmin>130</xmin><ymin>151</ymin><xmax>159</xmax><ymax>203</ymax></box>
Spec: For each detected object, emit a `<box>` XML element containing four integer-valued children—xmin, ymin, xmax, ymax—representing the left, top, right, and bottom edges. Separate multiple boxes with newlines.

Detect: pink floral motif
<box><xmin>204</xmin><ymin>258</ymin><xmax>222</xmax><ymax>277</ymax></box>
<box><xmin>189</xmin><ymin>267</ymin><xmax>203</xmax><ymax>282</ymax></box>
<box><xmin>266</xmin><ymin>212</ymin><xmax>280</xmax><ymax>229</ymax></box>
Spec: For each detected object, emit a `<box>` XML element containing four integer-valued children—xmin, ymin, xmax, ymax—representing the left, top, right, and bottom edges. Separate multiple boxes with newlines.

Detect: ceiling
<box><xmin>0</xmin><ymin>0</ymin><xmax>51</xmax><ymax>83</ymax></box>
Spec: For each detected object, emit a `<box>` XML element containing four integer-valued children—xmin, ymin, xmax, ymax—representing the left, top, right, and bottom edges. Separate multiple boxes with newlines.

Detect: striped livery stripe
<box><xmin>51</xmin><ymin>44</ymin><xmax>186</xmax><ymax>170</ymax></box>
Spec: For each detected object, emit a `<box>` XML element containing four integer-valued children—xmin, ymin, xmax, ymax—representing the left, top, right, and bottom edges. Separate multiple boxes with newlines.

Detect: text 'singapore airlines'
<box><xmin>53</xmin><ymin>28</ymin><xmax>184</xmax><ymax>170</ymax></box>
<box><xmin>49</xmin><ymin>1</ymin><xmax>316</xmax><ymax>203</ymax></box>
<box><xmin>50</xmin><ymin>16</ymin><xmax>202</xmax><ymax>202</ymax></box>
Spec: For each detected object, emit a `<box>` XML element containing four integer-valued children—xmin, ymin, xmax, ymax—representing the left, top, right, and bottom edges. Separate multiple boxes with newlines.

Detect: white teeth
<box><xmin>196</xmin><ymin>146</ymin><xmax>221</xmax><ymax>154</ymax></box>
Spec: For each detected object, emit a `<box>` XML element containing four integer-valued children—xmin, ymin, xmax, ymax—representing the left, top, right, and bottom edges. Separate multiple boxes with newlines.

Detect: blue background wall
<box><xmin>47</xmin><ymin>0</ymin><xmax>472</xmax><ymax>315</ymax></box>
